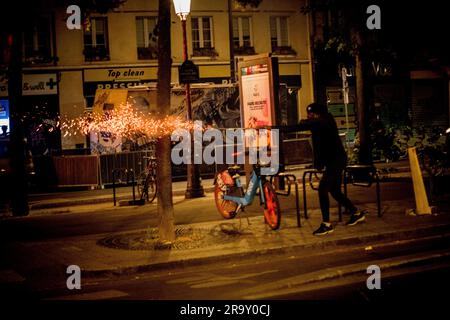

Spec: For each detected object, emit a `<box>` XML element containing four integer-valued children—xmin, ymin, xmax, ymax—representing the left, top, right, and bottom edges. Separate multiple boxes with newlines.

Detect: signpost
<box><xmin>341</xmin><ymin>67</ymin><xmax>350</xmax><ymax>145</ymax></box>
<box><xmin>179</xmin><ymin>60</ymin><xmax>199</xmax><ymax>84</ymax></box>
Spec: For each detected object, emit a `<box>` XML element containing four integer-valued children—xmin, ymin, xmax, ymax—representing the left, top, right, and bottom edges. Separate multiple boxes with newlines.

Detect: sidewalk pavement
<box><xmin>25</xmin><ymin>160</ymin><xmax>412</xmax><ymax>212</ymax></box>
<box><xmin>2</xmin><ymin>191</ymin><xmax>450</xmax><ymax>291</ymax></box>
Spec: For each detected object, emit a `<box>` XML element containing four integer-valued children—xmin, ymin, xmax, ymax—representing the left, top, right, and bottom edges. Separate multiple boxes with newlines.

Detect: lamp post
<box><xmin>173</xmin><ymin>0</ymin><xmax>204</xmax><ymax>198</ymax></box>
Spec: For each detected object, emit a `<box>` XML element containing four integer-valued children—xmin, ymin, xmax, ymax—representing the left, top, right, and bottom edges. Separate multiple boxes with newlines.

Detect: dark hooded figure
<box><xmin>279</xmin><ymin>102</ymin><xmax>365</xmax><ymax>236</ymax></box>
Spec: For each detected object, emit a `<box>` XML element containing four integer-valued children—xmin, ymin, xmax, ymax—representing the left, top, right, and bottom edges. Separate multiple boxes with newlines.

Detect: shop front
<box><xmin>21</xmin><ymin>73</ymin><xmax>61</xmax><ymax>156</ymax></box>
<box><xmin>83</xmin><ymin>67</ymin><xmax>158</xmax><ymax>109</ymax></box>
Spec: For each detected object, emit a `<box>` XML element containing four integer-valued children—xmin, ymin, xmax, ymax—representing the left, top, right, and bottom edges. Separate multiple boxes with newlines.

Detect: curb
<box><xmin>29</xmin><ymin>186</ymin><xmax>216</xmax><ymax>210</ymax></box>
<box><xmin>29</xmin><ymin>171</ymin><xmax>417</xmax><ymax>211</ymax></box>
<box><xmin>81</xmin><ymin>222</ymin><xmax>450</xmax><ymax>278</ymax></box>
<box><xmin>27</xmin><ymin>162</ymin><xmax>414</xmax><ymax>211</ymax></box>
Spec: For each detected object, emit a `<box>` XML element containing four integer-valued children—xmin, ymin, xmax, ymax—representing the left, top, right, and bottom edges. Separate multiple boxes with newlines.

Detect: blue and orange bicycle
<box><xmin>214</xmin><ymin>163</ymin><xmax>281</xmax><ymax>230</ymax></box>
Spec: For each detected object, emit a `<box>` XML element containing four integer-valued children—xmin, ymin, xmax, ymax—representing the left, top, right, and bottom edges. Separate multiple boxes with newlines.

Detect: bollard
<box><xmin>408</xmin><ymin>147</ymin><xmax>432</xmax><ymax>215</ymax></box>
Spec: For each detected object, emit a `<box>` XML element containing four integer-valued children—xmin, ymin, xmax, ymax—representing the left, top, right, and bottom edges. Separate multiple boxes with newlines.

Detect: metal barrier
<box><xmin>344</xmin><ymin>165</ymin><xmax>382</xmax><ymax>217</ymax></box>
<box><xmin>270</xmin><ymin>173</ymin><xmax>301</xmax><ymax>227</ymax></box>
<box><xmin>100</xmin><ymin>150</ymin><xmax>154</xmax><ymax>186</ymax></box>
<box><xmin>302</xmin><ymin>169</ymin><xmax>343</xmax><ymax>222</ymax></box>
<box><xmin>112</xmin><ymin>168</ymin><xmax>143</xmax><ymax>206</ymax></box>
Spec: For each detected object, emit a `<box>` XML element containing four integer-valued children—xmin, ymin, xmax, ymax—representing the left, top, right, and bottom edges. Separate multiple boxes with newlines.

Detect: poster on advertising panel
<box><xmin>238</xmin><ymin>54</ymin><xmax>279</xmax><ymax>149</ymax></box>
<box><xmin>241</xmin><ymin>65</ymin><xmax>273</xmax><ymax>128</ymax></box>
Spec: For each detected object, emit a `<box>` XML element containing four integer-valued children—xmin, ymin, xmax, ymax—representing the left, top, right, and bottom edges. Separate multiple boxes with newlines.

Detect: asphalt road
<box><xmin>7</xmin><ymin>227</ymin><xmax>450</xmax><ymax>302</ymax></box>
<box><xmin>0</xmin><ymin>181</ymin><xmax>414</xmax><ymax>241</ymax></box>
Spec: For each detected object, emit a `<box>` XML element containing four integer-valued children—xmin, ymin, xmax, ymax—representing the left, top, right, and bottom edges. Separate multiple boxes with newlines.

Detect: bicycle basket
<box><xmin>217</xmin><ymin>170</ymin><xmax>234</xmax><ymax>191</ymax></box>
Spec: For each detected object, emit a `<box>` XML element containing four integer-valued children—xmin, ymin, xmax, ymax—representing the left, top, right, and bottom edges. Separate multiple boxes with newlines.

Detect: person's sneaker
<box><xmin>313</xmin><ymin>223</ymin><xmax>334</xmax><ymax>236</ymax></box>
<box><xmin>346</xmin><ymin>210</ymin><xmax>366</xmax><ymax>226</ymax></box>
<box><xmin>343</xmin><ymin>207</ymin><xmax>358</xmax><ymax>215</ymax></box>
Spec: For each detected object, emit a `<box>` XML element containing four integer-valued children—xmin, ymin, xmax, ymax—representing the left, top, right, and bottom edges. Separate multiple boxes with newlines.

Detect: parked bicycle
<box><xmin>137</xmin><ymin>156</ymin><xmax>157</xmax><ymax>203</ymax></box>
<box><xmin>214</xmin><ymin>163</ymin><xmax>281</xmax><ymax>230</ymax></box>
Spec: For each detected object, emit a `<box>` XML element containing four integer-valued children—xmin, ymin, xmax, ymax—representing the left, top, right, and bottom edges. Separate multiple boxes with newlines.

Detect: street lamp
<box><xmin>173</xmin><ymin>0</ymin><xmax>205</xmax><ymax>198</ymax></box>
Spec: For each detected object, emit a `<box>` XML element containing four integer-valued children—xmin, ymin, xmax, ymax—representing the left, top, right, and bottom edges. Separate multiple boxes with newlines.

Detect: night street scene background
<box><xmin>1</xmin><ymin>0</ymin><xmax>450</xmax><ymax>316</ymax></box>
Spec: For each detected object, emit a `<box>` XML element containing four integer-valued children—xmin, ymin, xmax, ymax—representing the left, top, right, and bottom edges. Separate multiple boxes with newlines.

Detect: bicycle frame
<box><xmin>222</xmin><ymin>170</ymin><xmax>266</xmax><ymax>207</ymax></box>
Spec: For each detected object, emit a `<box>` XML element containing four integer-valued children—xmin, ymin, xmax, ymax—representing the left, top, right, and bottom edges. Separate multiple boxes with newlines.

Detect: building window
<box><xmin>270</xmin><ymin>16</ymin><xmax>296</xmax><ymax>55</ymax></box>
<box><xmin>23</xmin><ymin>16</ymin><xmax>54</xmax><ymax>65</ymax></box>
<box><xmin>136</xmin><ymin>16</ymin><xmax>158</xmax><ymax>60</ymax></box>
<box><xmin>83</xmin><ymin>17</ymin><xmax>110</xmax><ymax>61</ymax></box>
<box><xmin>232</xmin><ymin>16</ymin><xmax>255</xmax><ymax>55</ymax></box>
<box><xmin>191</xmin><ymin>16</ymin><xmax>217</xmax><ymax>57</ymax></box>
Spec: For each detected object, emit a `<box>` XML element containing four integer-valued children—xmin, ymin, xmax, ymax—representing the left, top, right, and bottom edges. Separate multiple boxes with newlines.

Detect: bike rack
<box><xmin>343</xmin><ymin>165</ymin><xmax>382</xmax><ymax>217</ymax></box>
<box><xmin>301</xmin><ymin>169</ymin><xmax>343</xmax><ymax>222</ymax></box>
<box><xmin>270</xmin><ymin>173</ymin><xmax>301</xmax><ymax>227</ymax></box>
<box><xmin>112</xmin><ymin>168</ymin><xmax>143</xmax><ymax>206</ymax></box>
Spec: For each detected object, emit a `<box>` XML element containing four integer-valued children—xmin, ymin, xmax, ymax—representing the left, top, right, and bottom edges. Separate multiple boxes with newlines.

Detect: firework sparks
<box><xmin>59</xmin><ymin>103</ymin><xmax>194</xmax><ymax>140</ymax></box>
<box><xmin>20</xmin><ymin>103</ymin><xmax>202</xmax><ymax>144</ymax></box>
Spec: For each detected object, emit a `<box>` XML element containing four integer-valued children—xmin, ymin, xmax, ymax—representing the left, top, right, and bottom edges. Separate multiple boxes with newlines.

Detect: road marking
<box><xmin>242</xmin><ymin>251</ymin><xmax>450</xmax><ymax>299</ymax></box>
<box><xmin>61</xmin><ymin>246</ymin><xmax>83</xmax><ymax>252</ymax></box>
<box><xmin>0</xmin><ymin>269</ymin><xmax>25</xmax><ymax>283</ymax></box>
<box><xmin>167</xmin><ymin>270</ymin><xmax>278</xmax><ymax>289</ymax></box>
<box><xmin>47</xmin><ymin>290</ymin><xmax>129</xmax><ymax>300</ymax></box>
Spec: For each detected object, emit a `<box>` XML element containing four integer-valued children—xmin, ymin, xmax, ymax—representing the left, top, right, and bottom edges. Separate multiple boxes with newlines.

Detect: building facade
<box><xmin>1</xmin><ymin>0</ymin><xmax>314</xmax><ymax>155</ymax></box>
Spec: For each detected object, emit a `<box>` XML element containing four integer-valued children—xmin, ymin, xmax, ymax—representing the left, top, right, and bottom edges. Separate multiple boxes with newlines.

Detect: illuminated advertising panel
<box><xmin>0</xmin><ymin>99</ymin><xmax>10</xmax><ymax>134</ymax></box>
<box><xmin>238</xmin><ymin>55</ymin><xmax>279</xmax><ymax>149</ymax></box>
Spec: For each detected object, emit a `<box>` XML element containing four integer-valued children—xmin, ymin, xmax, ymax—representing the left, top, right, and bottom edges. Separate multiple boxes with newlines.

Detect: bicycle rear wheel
<box><xmin>138</xmin><ymin>172</ymin><xmax>157</xmax><ymax>203</ymax></box>
<box><xmin>262</xmin><ymin>181</ymin><xmax>281</xmax><ymax>230</ymax></box>
<box><xmin>146</xmin><ymin>175</ymin><xmax>157</xmax><ymax>203</ymax></box>
<box><xmin>214</xmin><ymin>184</ymin><xmax>238</xmax><ymax>219</ymax></box>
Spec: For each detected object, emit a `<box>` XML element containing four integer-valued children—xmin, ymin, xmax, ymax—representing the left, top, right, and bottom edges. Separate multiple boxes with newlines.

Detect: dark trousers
<box><xmin>318</xmin><ymin>165</ymin><xmax>356</xmax><ymax>222</ymax></box>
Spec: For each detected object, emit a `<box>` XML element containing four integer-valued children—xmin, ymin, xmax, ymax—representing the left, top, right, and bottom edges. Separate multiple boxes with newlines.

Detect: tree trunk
<box><xmin>156</xmin><ymin>0</ymin><xmax>175</xmax><ymax>242</ymax></box>
<box><xmin>354</xmin><ymin>30</ymin><xmax>372</xmax><ymax>165</ymax></box>
<box><xmin>8</xmin><ymin>29</ymin><xmax>29</xmax><ymax>216</ymax></box>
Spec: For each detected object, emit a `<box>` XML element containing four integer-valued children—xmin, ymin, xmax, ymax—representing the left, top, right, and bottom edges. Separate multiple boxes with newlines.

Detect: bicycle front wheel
<box><xmin>262</xmin><ymin>181</ymin><xmax>281</xmax><ymax>230</ymax></box>
<box><xmin>214</xmin><ymin>184</ymin><xmax>238</xmax><ymax>219</ymax></box>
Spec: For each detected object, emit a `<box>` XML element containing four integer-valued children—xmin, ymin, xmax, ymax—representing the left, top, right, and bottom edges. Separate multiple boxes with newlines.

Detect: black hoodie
<box><xmin>282</xmin><ymin>113</ymin><xmax>347</xmax><ymax>170</ymax></box>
